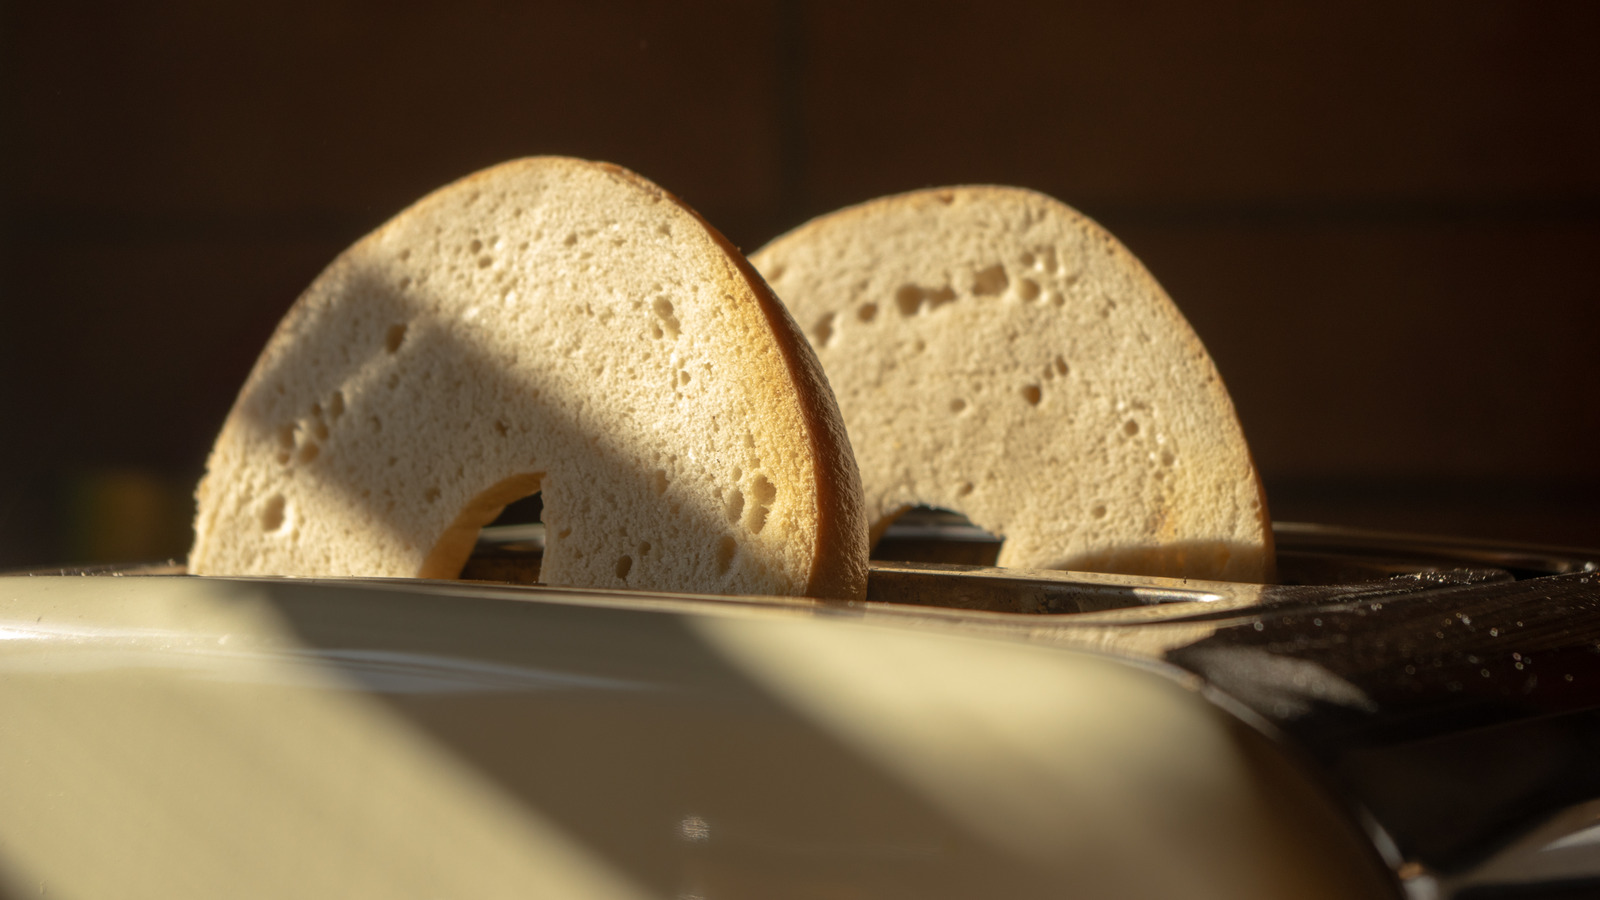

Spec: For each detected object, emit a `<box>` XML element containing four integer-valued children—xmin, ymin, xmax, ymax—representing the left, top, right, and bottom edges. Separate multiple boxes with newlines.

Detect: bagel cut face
<box><xmin>190</xmin><ymin>158</ymin><xmax>868</xmax><ymax>601</ymax></box>
<box><xmin>752</xmin><ymin>186</ymin><xmax>1271</xmax><ymax>583</ymax></box>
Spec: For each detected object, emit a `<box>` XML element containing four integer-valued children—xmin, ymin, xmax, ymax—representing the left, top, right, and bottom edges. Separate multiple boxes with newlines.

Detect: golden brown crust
<box><xmin>703</xmin><ymin>224</ymin><xmax>870</xmax><ymax>603</ymax></box>
<box><xmin>592</xmin><ymin>160</ymin><xmax>867</xmax><ymax>601</ymax></box>
<box><xmin>591</xmin><ymin>160</ymin><xmax>868</xmax><ymax>602</ymax></box>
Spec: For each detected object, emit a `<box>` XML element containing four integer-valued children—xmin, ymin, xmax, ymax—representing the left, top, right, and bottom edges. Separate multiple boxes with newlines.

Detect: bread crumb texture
<box><xmin>753</xmin><ymin>186</ymin><xmax>1272</xmax><ymax>582</ymax></box>
<box><xmin>190</xmin><ymin>158</ymin><xmax>868</xmax><ymax>600</ymax></box>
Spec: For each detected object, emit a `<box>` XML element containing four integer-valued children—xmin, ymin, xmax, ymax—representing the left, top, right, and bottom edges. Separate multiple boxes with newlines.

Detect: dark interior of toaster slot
<box><xmin>870</xmin><ymin>507</ymin><xmax>1004</xmax><ymax>567</ymax></box>
<box><xmin>466</xmin><ymin>506</ymin><xmax>1600</xmax><ymax>606</ymax></box>
<box><xmin>868</xmin><ymin>508</ymin><xmax>1546</xmax><ymax>587</ymax></box>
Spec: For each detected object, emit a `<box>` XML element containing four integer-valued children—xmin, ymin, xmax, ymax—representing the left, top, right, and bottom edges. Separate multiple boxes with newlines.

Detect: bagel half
<box><xmin>752</xmin><ymin>186</ymin><xmax>1271</xmax><ymax>582</ymax></box>
<box><xmin>190</xmin><ymin>158</ymin><xmax>868</xmax><ymax>601</ymax></box>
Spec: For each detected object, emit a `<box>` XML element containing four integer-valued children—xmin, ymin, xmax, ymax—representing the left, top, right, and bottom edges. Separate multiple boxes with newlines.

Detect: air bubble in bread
<box><xmin>190</xmin><ymin>157</ymin><xmax>868</xmax><ymax>601</ymax></box>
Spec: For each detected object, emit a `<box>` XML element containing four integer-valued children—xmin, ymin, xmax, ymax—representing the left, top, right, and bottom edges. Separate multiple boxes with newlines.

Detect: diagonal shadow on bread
<box><xmin>212</xmin><ymin>266</ymin><xmax>801</xmax><ymax>593</ymax></box>
<box><xmin>187</xmin><ymin>159</ymin><xmax>867</xmax><ymax>600</ymax></box>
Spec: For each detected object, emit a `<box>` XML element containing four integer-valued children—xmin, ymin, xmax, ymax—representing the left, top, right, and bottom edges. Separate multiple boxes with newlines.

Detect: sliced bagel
<box><xmin>751</xmin><ymin>186</ymin><xmax>1271</xmax><ymax>582</ymax></box>
<box><xmin>190</xmin><ymin>157</ymin><xmax>868</xmax><ymax>601</ymax></box>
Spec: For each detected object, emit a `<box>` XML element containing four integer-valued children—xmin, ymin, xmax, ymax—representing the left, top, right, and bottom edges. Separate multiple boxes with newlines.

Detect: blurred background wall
<box><xmin>1</xmin><ymin>0</ymin><xmax>1596</xmax><ymax>568</ymax></box>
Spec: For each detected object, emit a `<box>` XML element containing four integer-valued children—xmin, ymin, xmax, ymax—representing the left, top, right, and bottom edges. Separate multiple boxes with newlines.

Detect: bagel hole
<box><xmin>430</xmin><ymin>475</ymin><xmax>544</xmax><ymax>582</ymax></box>
<box><xmin>488</xmin><ymin>492</ymin><xmax>543</xmax><ymax>527</ymax></box>
<box><xmin>872</xmin><ymin>506</ymin><xmax>1001</xmax><ymax>567</ymax></box>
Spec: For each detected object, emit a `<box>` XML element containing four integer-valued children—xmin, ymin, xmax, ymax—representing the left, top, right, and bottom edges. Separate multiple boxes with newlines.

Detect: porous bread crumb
<box><xmin>190</xmin><ymin>157</ymin><xmax>868</xmax><ymax>601</ymax></box>
<box><xmin>752</xmin><ymin>186</ymin><xmax>1272</xmax><ymax>582</ymax></box>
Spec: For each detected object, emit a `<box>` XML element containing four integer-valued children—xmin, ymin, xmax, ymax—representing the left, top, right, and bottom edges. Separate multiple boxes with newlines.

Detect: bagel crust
<box><xmin>753</xmin><ymin>187</ymin><xmax>1272</xmax><ymax>582</ymax></box>
<box><xmin>190</xmin><ymin>158</ymin><xmax>868</xmax><ymax>601</ymax></box>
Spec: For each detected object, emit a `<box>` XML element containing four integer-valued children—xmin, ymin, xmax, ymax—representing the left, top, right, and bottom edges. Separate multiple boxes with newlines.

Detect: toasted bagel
<box><xmin>753</xmin><ymin>186</ymin><xmax>1270</xmax><ymax>582</ymax></box>
<box><xmin>190</xmin><ymin>158</ymin><xmax>868</xmax><ymax>600</ymax></box>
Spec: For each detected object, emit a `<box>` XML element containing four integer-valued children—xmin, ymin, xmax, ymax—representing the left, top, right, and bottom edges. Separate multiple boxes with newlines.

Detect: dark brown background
<box><xmin>2</xmin><ymin>1</ymin><xmax>1596</xmax><ymax>568</ymax></box>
